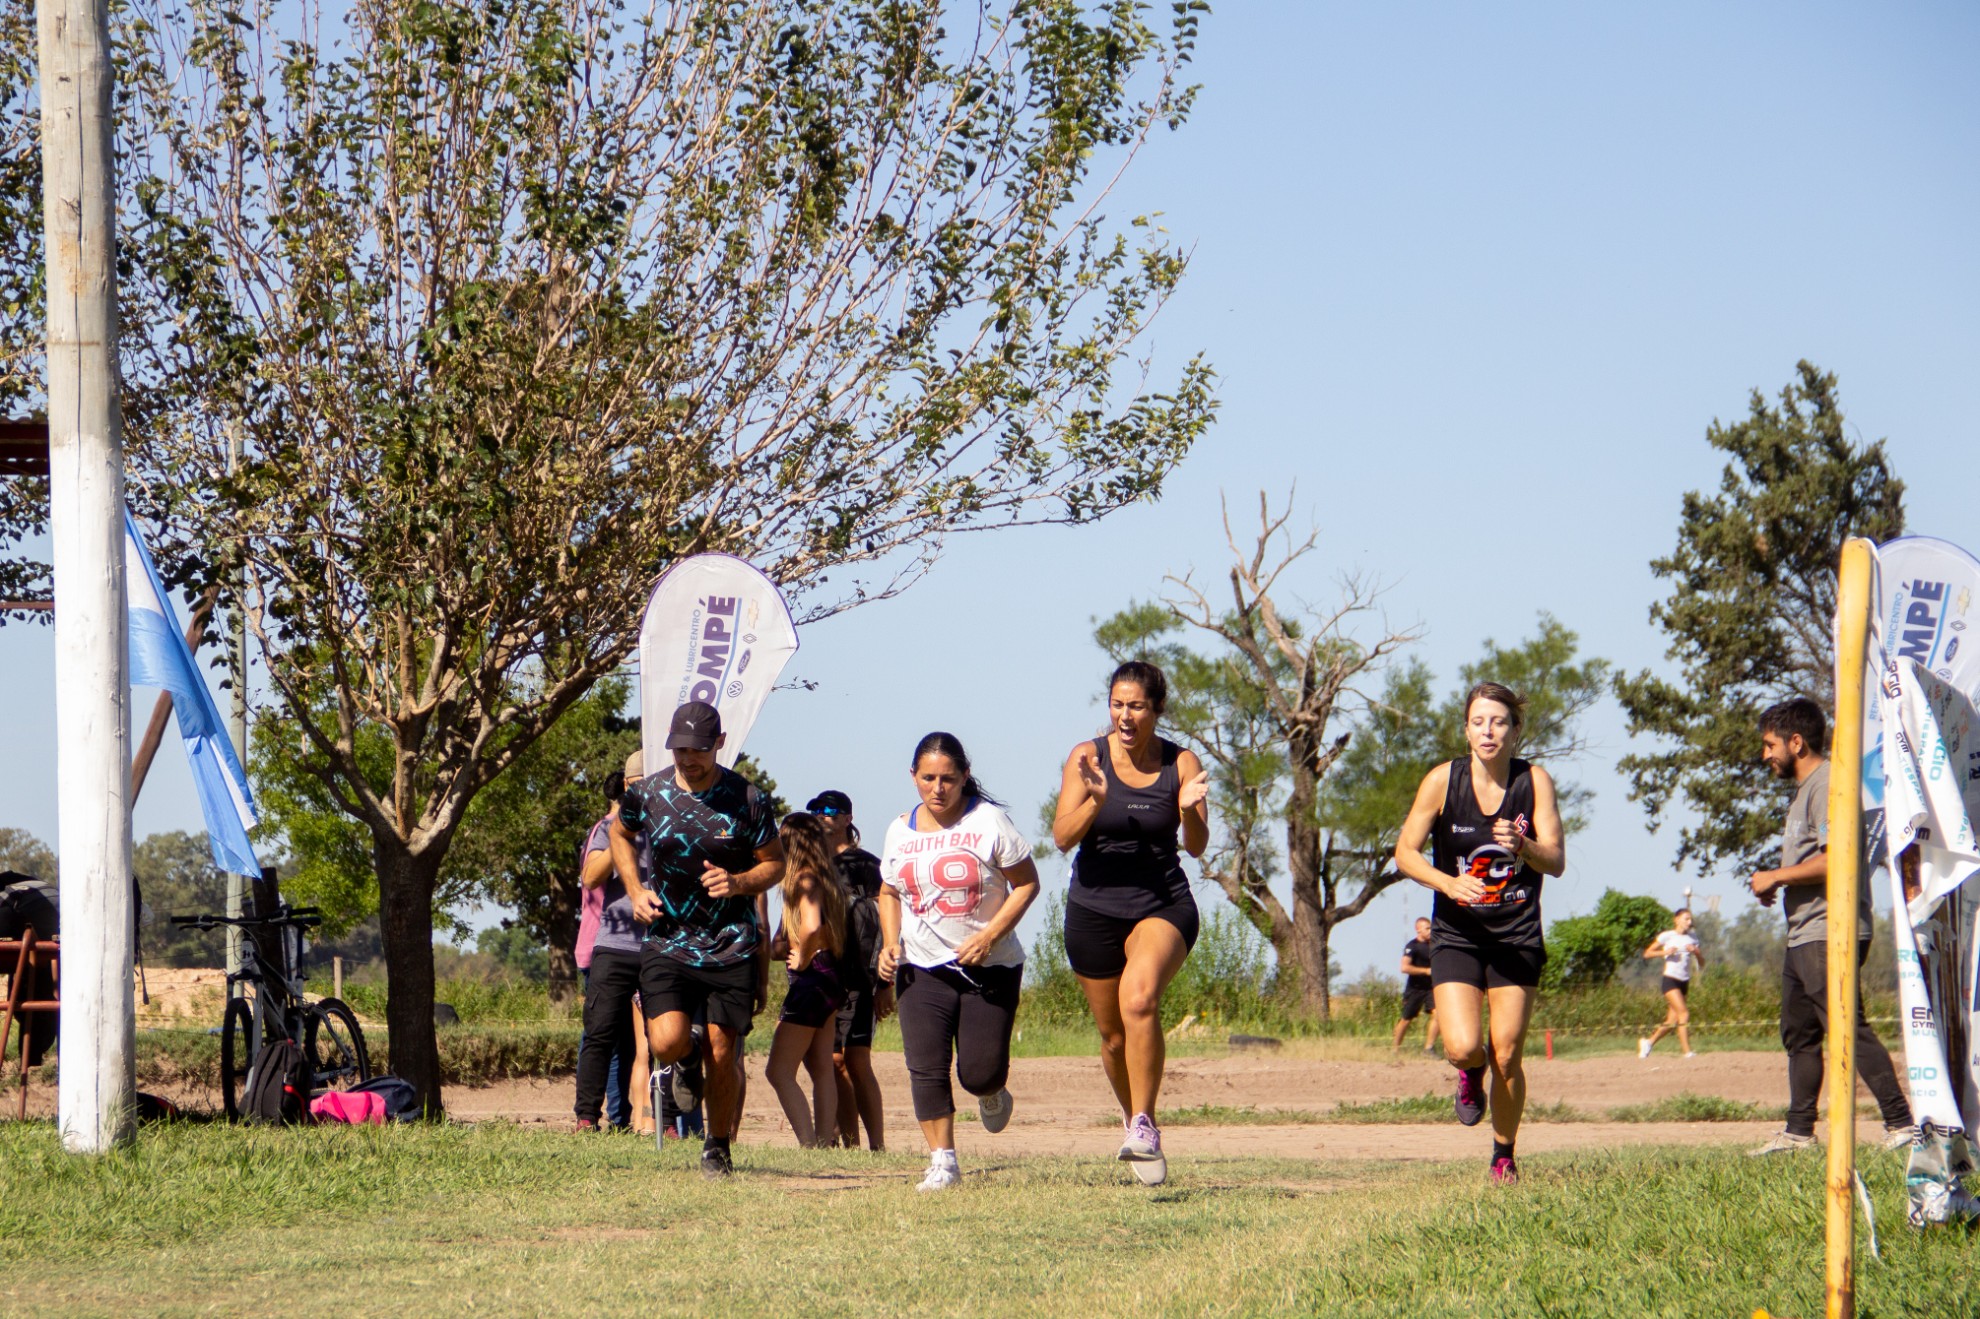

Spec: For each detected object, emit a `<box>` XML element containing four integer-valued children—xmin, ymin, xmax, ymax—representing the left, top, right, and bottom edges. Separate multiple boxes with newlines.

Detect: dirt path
<box><xmin>444</xmin><ymin>1045</ymin><xmax>1901</xmax><ymax>1162</ymax></box>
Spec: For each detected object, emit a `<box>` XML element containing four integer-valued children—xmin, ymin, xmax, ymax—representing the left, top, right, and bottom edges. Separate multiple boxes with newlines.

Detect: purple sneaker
<box><xmin>1490</xmin><ymin>1155</ymin><xmax>1519</xmax><ymax>1185</ymax></box>
<box><xmin>1454</xmin><ymin>1065</ymin><xmax>1487</xmax><ymax>1126</ymax></box>
<box><xmin>1117</xmin><ymin>1113</ymin><xmax>1167</xmax><ymax>1186</ymax></box>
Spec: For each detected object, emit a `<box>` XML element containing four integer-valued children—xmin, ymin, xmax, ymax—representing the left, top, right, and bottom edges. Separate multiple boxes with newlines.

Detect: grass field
<box><xmin>0</xmin><ymin>1121</ymin><xmax>1967</xmax><ymax>1318</ymax></box>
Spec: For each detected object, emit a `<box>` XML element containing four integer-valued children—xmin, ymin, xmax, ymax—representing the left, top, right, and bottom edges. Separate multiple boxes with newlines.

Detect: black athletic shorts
<box><xmin>835</xmin><ymin>988</ymin><xmax>875</xmax><ymax>1051</ymax></box>
<box><xmin>1430</xmin><ymin>942</ymin><xmax>1545</xmax><ymax>991</ymax></box>
<box><xmin>1661</xmin><ymin>975</ymin><xmax>1689</xmax><ymax>997</ymax></box>
<box><xmin>640</xmin><ymin>948</ymin><xmax>756</xmax><ymax>1035</ymax></box>
<box><xmin>780</xmin><ymin>963</ymin><xmax>847</xmax><ymax>1030</ymax></box>
<box><xmin>1063</xmin><ymin>896</ymin><xmax>1200</xmax><ymax>980</ymax></box>
<box><xmin>1399</xmin><ymin>985</ymin><xmax>1432</xmax><ymax>1021</ymax></box>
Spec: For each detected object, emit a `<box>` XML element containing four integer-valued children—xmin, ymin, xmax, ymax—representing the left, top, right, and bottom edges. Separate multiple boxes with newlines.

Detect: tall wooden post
<box><xmin>39</xmin><ymin>0</ymin><xmax>135</xmax><ymax>1150</ymax></box>
<box><xmin>1825</xmin><ymin>536</ymin><xmax>1874</xmax><ymax>1319</ymax></box>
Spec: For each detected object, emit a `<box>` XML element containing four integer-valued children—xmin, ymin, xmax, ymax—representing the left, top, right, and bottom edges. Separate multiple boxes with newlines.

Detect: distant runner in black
<box><xmin>1393</xmin><ymin>681</ymin><xmax>1564</xmax><ymax>1186</ymax></box>
<box><xmin>1390</xmin><ymin>917</ymin><xmax>1440</xmax><ymax>1053</ymax></box>
<box><xmin>1053</xmin><ymin>660</ymin><xmax>1210</xmax><ymax>1188</ymax></box>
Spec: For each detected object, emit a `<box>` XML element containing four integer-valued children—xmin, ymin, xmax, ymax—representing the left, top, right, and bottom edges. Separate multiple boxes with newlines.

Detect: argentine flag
<box><xmin>123</xmin><ymin>509</ymin><xmax>261</xmax><ymax>878</ymax></box>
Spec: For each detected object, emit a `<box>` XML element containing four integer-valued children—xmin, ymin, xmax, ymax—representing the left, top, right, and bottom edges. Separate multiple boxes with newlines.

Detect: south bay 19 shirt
<box><xmin>880</xmin><ymin>799</ymin><xmax>1031</xmax><ymax>970</ymax></box>
<box><xmin>619</xmin><ymin>766</ymin><xmax>777</xmax><ymax>969</ymax></box>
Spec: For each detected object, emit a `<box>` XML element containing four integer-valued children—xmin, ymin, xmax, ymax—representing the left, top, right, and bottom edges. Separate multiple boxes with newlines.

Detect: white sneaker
<box><xmin>1683</xmin><ymin>1051</ymin><xmax>1697</xmax><ymax>1059</ymax></box>
<box><xmin>1638</xmin><ymin>1037</ymin><xmax>1652</xmax><ymax>1059</ymax></box>
<box><xmin>1883</xmin><ymin>1124</ymin><xmax>1918</xmax><ymax>1151</ymax></box>
<box><xmin>1118</xmin><ymin>1113</ymin><xmax>1167</xmax><ymax>1186</ymax></box>
<box><xmin>1748</xmin><ymin>1130</ymin><xmax>1816</xmax><ymax>1157</ymax></box>
<box><xmin>915</xmin><ymin>1150</ymin><xmax>961</xmax><ymax>1192</ymax></box>
<box><xmin>977</xmin><ymin>1087</ymin><xmax>1014</xmax><ymax>1134</ymax></box>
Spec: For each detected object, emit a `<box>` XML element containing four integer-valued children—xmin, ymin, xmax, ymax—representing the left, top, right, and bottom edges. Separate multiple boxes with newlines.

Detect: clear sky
<box><xmin>4</xmin><ymin>2</ymin><xmax>1976</xmax><ymax>983</ymax></box>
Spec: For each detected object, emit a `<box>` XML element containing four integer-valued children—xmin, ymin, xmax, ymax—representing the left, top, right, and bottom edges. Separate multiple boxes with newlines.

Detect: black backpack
<box><xmin>242</xmin><ymin>1038</ymin><xmax>310</xmax><ymax>1125</ymax></box>
<box><xmin>351</xmin><ymin>1074</ymin><xmax>423</xmax><ymax>1122</ymax></box>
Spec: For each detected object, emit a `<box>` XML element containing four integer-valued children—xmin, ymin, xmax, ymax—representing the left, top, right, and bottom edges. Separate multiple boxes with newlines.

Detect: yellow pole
<box><xmin>1825</xmin><ymin>536</ymin><xmax>1874</xmax><ymax>1319</ymax></box>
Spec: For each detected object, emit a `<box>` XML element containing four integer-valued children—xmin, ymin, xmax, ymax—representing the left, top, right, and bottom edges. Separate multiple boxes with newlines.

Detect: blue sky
<box><xmin>4</xmin><ymin>2</ymin><xmax>1976</xmax><ymax>982</ymax></box>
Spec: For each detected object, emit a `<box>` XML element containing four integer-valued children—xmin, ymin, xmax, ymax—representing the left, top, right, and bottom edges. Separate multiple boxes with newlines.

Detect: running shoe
<box><xmin>699</xmin><ymin>1144</ymin><xmax>733</xmax><ymax>1179</ymax></box>
<box><xmin>1682</xmin><ymin>1051</ymin><xmax>1697</xmax><ymax>1059</ymax></box>
<box><xmin>1883</xmin><ymin>1124</ymin><xmax>1918</xmax><ymax>1151</ymax></box>
<box><xmin>574</xmin><ymin>1117</ymin><xmax>600</xmax><ymax>1132</ymax></box>
<box><xmin>1638</xmin><ymin>1037</ymin><xmax>1652</xmax><ymax>1059</ymax></box>
<box><xmin>1453</xmin><ymin>1065</ymin><xmax>1487</xmax><ymax>1126</ymax></box>
<box><xmin>1118</xmin><ymin>1113</ymin><xmax>1168</xmax><ymax>1186</ymax></box>
<box><xmin>977</xmin><ymin>1087</ymin><xmax>1014</xmax><ymax>1134</ymax></box>
<box><xmin>916</xmin><ymin>1151</ymin><xmax>961</xmax><ymax>1193</ymax></box>
<box><xmin>1747</xmin><ymin>1130</ymin><xmax>1816</xmax><ymax>1157</ymax></box>
<box><xmin>1490</xmin><ymin>1155</ymin><xmax>1519</xmax><ymax>1186</ymax></box>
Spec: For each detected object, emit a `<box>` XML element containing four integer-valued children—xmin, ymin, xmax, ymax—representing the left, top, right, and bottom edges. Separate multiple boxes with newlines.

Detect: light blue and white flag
<box><xmin>123</xmin><ymin>508</ymin><xmax>260</xmax><ymax>877</ymax></box>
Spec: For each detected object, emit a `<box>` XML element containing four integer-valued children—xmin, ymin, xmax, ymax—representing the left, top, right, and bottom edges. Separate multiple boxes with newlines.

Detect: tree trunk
<box><xmin>1284</xmin><ymin>767</ymin><xmax>1331</xmax><ymax>1019</ymax></box>
<box><xmin>374</xmin><ymin>835</ymin><xmax>444</xmax><ymax>1117</ymax></box>
<box><xmin>1292</xmin><ymin>890</ymin><xmax>1331</xmax><ymax>1020</ymax></box>
<box><xmin>544</xmin><ymin>868</ymin><xmax>580</xmax><ymax>1005</ymax></box>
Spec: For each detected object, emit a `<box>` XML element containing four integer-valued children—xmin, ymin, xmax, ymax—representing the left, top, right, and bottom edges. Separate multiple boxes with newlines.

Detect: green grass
<box><xmin>1607</xmin><ymin>1092</ymin><xmax>1782</xmax><ymax>1124</ymax></box>
<box><xmin>1322</xmin><ymin>1092</ymin><xmax>1589</xmax><ymax>1124</ymax></box>
<box><xmin>0</xmin><ymin>1123</ymin><xmax>1965</xmax><ymax>1317</ymax></box>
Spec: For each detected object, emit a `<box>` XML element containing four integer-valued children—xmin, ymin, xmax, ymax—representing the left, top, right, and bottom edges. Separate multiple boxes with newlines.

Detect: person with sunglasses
<box><xmin>877</xmin><ymin>732</ymin><xmax>1040</xmax><ymax>1191</ymax></box>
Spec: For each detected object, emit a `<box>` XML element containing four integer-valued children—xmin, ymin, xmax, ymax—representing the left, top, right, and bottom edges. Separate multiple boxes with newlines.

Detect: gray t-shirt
<box><xmin>1780</xmin><ymin>760</ymin><xmax>1871</xmax><ymax>948</ymax></box>
<box><xmin>583</xmin><ymin>817</ymin><xmax>648</xmax><ymax>956</ymax></box>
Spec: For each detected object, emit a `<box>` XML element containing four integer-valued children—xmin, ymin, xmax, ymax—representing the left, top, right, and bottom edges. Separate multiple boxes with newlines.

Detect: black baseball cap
<box><xmin>805</xmin><ymin>790</ymin><xmax>852</xmax><ymax>816</ymax></box>
<box><xmin>665</xmin><ymin>700</ymin><xmax>723</xmax><ymax>750</ymax></box>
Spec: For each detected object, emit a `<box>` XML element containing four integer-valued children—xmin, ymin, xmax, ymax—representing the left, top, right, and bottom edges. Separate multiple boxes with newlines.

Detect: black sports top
<box><xmin>1429</xmin><ymin>756</ymin><xmax>1543</xmax><ymax>951</ymax></box>
<box><xmin>1069</xmin><ymin>735</ymin><xmax>1195</xmax><ymax>919</ymax></box>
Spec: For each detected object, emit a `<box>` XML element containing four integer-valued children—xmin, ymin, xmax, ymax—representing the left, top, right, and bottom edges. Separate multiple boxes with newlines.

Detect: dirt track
<box><xmin>445</xmin><ymin>1045</ymin><xmax>1906</xmax><ymax>1161</ymax></box>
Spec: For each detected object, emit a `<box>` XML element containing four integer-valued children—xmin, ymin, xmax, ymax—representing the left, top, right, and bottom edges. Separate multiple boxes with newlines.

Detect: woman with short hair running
<box><xmin>1052</xmin><ymin>660</ymin><xmax>1209</xmax><ymax>1187</ymax></box>
<box><xmin>1639</xmin><ymin>907</ymin><xmax>1702</xmax><ymax>1059</ymax></box>
<box><xmin>877</xmin><ymin>733</ymin><xmax>1040</xmax><ymax>1192</ymax></box>
<box><xmin>764</xmin><ymin>813</ymin><xmax>850</xmax><ymax>1147</ymax></box>
<box><xmin>1393</xmin><ymin>681</ymin><xmax>1565</xmax><ymax>1186</ymax></box>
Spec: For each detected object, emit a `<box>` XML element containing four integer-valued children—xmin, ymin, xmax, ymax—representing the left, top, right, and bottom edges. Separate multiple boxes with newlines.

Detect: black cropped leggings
<box><xmin>894</xmin><ymin>961</ymin><xmax>1021</xmax><ymax>1122</ymax></box>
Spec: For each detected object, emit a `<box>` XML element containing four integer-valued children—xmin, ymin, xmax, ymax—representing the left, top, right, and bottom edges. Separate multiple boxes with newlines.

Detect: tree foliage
<box><xmin>1092</xmin><ymin>496</ymin><xmax>1609</xmax><ymax>1018</ymax></box>
<box><xmin>1540</xmin><ymin>889</ymin><xmax>1670</xmax><ymax>991</ymax></box>
<box><xmin>1615</xmin><ymin>361</ymin><xmax>1905</xmax><ymax>875</ymax></box>
<box><xmin>0</xmin><ymin>827</ymin><xmax>55</xmax><ymax>881</ymax></box>
<box><xmin>0</xmin><ymin>0</ymin><xmax>1218</xmax><ymax>1110</ymax></box>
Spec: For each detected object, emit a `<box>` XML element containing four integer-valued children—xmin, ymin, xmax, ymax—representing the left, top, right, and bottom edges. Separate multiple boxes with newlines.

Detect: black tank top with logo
<box><xmin>1069</xmin><ymin>735</ymin><xmax>1195</xmax><ymax>920</ymax></box>
<box><xmin>1430</xmin><ymin>756</ymin><xmax>1543</xmax><ymax>951</ymax></box>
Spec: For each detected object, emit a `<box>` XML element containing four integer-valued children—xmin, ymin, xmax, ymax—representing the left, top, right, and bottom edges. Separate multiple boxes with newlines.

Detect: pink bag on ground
<box><xmin>309</xmin><ymin>1090</ymin><xmax>387</xmax><ymax>1125</ymax></box>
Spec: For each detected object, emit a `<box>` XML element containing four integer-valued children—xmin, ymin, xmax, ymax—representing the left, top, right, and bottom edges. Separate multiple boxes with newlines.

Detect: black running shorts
<box><xmin>1660</xmin><ymin>975</ymin><xmax>1689</xmax><ymax>997</ymax></box>
<box><xmin>640</xmin><ymin>949</ymin><xmax>756</xmax><ymax>1035</ymax></box>
<box><xmin>835</xmin><ymin>988</ymin><xmax>875</xmax><ymax>1051</ymax></box>
<box><xmin>1063</xmin><ymin>896</ymin><xmax>1200</xmax><ymax>980</ymax></box>
<box><xmin>1429</xmin><ymin>942</ymin><xmax>1545</xmax><ymax>991</ymax></box>
<box><xmin>1399</xmin><ymin>985</ymin><xmax>1433</xmax><ymax>1021</ymax></box>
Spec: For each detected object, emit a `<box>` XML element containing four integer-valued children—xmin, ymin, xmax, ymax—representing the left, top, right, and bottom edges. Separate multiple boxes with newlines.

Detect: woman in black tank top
<box><xmin>1051</xmin><ymin>661</ymin><xmax>1209</xmax><ymax>1187</ymax></box>
<box><xmin>1393</xmin><ymin>681</ymin><xmax>1565</xmax><ymax>1186</ymax></box>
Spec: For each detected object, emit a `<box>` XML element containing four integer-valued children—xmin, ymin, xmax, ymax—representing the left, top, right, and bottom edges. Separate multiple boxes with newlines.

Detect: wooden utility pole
<box><xmin>1824</xmin><ymin>536</ymin><xmax>1874</xmax><ymax>1319</ymax></box>
<box><xmin>39</xmin><ymin>0</ymin><xmax>135</xmax><ymax>1152</ymax></box>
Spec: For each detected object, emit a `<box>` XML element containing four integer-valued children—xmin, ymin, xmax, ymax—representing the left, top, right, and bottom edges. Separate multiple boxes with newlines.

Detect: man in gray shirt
<box><xmin>1746</xmin><ymin>698</ymin><xmax>1913</xmax><ymax>1155</ymax></box>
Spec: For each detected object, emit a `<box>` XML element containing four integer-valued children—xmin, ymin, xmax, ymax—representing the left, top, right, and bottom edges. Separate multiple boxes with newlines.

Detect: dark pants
<box><xmin>895</xmin><ymin>962</ymin><xmax>1021</xmax><ymax>1123</ymax></box>
<box><xmin>1781</xmin><ymin>940</ymin><xmax>1911</xmax><ymax>1137</ymax></box>
<box><xmin>576</xmin><ymin>951</ymin><xmax>639</xmax><ymax>1125</ymax></box>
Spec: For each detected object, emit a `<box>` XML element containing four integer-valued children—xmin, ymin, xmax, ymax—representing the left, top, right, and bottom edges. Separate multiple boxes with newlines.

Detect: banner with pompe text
<box><xmin>638</xmin><ymin>554</ymin><xmax>798</xmax><ymax>773</ymax></box>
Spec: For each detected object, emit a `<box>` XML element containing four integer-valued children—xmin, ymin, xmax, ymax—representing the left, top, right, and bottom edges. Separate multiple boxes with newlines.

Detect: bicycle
<box><xmin>169</xmin><ymin>904</ymin><xmax>372</xmax><ymax>1119</ymax></box>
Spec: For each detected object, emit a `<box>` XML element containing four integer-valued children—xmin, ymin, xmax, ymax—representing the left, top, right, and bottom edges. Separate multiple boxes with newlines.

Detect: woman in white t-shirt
<box><xmin>877</xmin><ymin>731</ymin><xmax>1041</xmax><ymax>1192</ymax></box>
<box><xmin>1639</xmin><ymin>907</ymin><xmax>1704</xmax><ymax>1058</ymax></box>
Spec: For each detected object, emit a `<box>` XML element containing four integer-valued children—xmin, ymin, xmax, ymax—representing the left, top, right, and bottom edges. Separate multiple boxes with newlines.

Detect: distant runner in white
<box><xmin>1638</xmin><ymin>907</ymin><xmax>1703</xmax><ymax>1059</ymax></box>
<box><xmin>877</xmin><ymin>732</ymin><xmax>1040</xmax><ymax>1193</ymax></box>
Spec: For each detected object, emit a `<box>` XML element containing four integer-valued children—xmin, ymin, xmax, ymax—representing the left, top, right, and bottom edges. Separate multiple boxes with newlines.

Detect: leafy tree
<box><xmin>1615</xmin><ymin>361</ymin><xmax>1905</xmax><ymax>875</ymax></box>
<box><xmin>0</xmin><ymin>0</ymin><xmax>1218</xmax><ymax>1110</ymax></box>
<box><xmin>1093</xmin><ymin>497</ymin><xmax>1608</xmax><ymax>1017</ymax></box>
<box><xmin>474</xmin><ymin>924</ymin><xmax>550</xmax><ymax>985</ymax></box>
<box><xmin>1540</xmin><ymin>889</ymin><xmax>1670</xmax><ymax>991</ymax></box>
<box><xmin>130</xmin><ymin>832</ymin><xmax>233</xmax><ymax>968</ymax></box>
<box><xmin>0</xmin><ymin>827</ymin><xmax>55</xmax><ymax>881</ymax></box>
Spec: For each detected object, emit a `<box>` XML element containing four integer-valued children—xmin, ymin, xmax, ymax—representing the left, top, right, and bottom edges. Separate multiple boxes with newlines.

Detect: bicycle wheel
<box><xmin>219</xmin><ymin>995</ymin><xmax>257</xmax><ymax>1121</ymax></box>
<box><xmin>305</xmin><ymin>997</ymin><xmax>371</xmax><ymax>1095</ymax></box>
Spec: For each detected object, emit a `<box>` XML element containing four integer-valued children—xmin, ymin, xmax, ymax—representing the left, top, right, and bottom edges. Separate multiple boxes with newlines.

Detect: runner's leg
<box><xmin>846</xmin><ymin>1047</ymin><xmax>884</xmax><ymax>1150</ymax></box>
<box><xmin>1117</xmin><ymin>918</ymin><xmax>1189</xmax><ymax>1117</ymax></box>
<box><xmin>897</xmin><ymin>966</ymin><xmax>962</xmax><ymax>1152</ymax></box>
<box><xmin>703</xmin><ymin>1023</ymin><xmax>743</xmax><ymax>1142</ymax></box>
<box><xmin>1485</xmin><ymin>982</ymin><xmax>1537</xmax><ymax>1148</ymax></box>
<box><xmin>803</xmin><ymin>1021</ymin><xmax>839</xmax><ymax>1144</ymax></box>
<box><xmin>1075</xmin><ymin>974</ymin><xmax>1133</xmax><ymax>1116</ymax></box>
<box><xmin>955</xmin><ymin>965</ymin><xmax>1020</xmax><ymax>1100</ymax></box>
<box><xmin>1434</xmin><ymin>981</ymin><xmax>1486</xmax><ymax>1070</ymax></box>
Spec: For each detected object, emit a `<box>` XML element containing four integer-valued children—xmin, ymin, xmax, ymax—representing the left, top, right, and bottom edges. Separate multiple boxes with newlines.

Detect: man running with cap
<box><xmin>611</xmin><ymin>700</ymin><xmax>784</xmax><ymax>1178</ymax></box>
